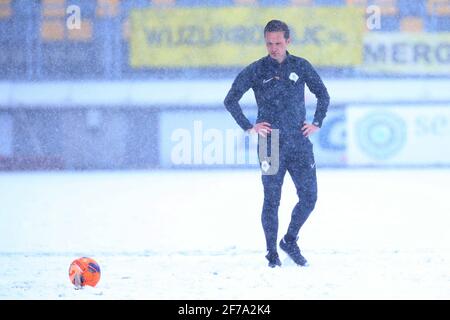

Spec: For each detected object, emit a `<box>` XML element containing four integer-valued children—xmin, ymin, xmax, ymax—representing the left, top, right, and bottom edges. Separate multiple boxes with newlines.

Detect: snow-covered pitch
<box><xmin>0</xmin><ymin>169</ymin><xmax>449</xmax><ymax>299</ymax></box>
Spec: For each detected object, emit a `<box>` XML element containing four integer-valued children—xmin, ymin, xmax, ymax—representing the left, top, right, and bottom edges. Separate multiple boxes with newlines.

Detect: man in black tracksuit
<box><xmin>224</xmin><ymin>20</ymin><xmax>330</xmax><ymax>268</ymax></box>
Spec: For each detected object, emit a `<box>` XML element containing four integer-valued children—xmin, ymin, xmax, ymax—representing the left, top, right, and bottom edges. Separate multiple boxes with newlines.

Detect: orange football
<box><xmin>69</xmin><ymin>257</ymin><xmax>101</xmax><ymax>288</ymax></box>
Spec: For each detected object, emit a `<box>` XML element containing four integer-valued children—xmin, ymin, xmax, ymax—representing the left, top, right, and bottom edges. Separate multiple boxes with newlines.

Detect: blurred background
<box><xmin>0</xmin><ymin>0</ymin><xmax>449</xmax><ymax>170</ymax></box>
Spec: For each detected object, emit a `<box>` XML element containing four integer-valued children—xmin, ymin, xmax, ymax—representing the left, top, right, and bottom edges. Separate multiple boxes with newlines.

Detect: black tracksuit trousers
<box><xmin>260</xmin><ymin>134</ymin><xmax>317</xmax><ymax>253</ymax></box>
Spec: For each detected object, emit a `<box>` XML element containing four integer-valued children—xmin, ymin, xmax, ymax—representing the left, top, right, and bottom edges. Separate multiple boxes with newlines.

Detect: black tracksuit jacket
<box><xmin>224</xmin><ymin>52</ymin><xmax>330</xmax><ymax>145</ymax></box>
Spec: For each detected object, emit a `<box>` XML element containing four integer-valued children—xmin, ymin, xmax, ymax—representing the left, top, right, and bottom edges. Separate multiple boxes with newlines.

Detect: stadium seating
<box><xmin>1</xmin><ymin>0</ymin><xmax>449</xmax><ymax>80</ymax></box>
<box><xmin>0</xmin><ymin>0</ymin><xmax>12</xmax><ymax>19</ymax></box>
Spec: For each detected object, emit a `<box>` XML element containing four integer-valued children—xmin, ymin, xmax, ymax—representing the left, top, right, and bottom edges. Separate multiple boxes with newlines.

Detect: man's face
<box><xmin>265</xmin><ymin>31</ymin><xmax>290</xmax><ymax>63</ymax></box>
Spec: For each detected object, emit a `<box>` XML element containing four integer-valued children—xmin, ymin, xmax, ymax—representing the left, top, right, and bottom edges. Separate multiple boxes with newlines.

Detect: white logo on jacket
<box><xmin>289</xmin><ymin>72</ymin><xmax>299</xmax><ymax>82</ymax></box>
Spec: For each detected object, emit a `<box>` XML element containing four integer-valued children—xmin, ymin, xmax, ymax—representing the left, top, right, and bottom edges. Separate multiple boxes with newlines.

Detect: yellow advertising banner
<box><xmin>362</xmin><ymin>33</ymin><xmax>450</xmax><ymax>74</ymax></box>
<box><xmin>130</xmin><ymin>7</ymin><xmax>365</xmax><ymax>68</ymax></box>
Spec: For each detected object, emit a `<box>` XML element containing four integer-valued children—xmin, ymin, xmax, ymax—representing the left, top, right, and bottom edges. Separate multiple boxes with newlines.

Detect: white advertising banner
<box><xmin>362</xmin><ymin>33</ymin><xmax>450</xmax><ymax>75</ymax></box>
<box><xmin>347</xmin><ymin>105</ymin><xmax>450</xmax><ymax>165</ymax></box>
<box><xmin>160</xmin><ymin>110</ymin><xmax>259</xmax><ymax>167</ymax></box>
<box><xmin>160</xmin><ymin>109</ymin><xmax>347</xmax><ymax>168</ymax></box>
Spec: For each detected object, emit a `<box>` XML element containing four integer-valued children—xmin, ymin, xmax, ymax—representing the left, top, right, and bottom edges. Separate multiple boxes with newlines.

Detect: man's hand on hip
<box><xmin>301</xmin><ymin>123</ymin><xmax>319</xmax><ymax>137</ymax></box>
<box><xmin>248</xmin><ymin>122</ymin><xmax>272</xmax><ymax>138</ymax></box>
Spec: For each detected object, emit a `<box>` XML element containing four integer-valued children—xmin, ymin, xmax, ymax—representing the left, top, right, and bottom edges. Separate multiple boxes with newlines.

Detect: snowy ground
<box><xmin>0</xmin><ymin>169</ymin><xmax>449</xmax><ymax>299</ymax></box>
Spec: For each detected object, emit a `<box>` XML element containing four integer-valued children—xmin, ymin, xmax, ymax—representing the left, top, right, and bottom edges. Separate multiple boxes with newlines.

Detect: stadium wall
<box><xmin>0</xmin><ymin>79</ymin><xmax>449</xmax><ymax>170</ymax></box>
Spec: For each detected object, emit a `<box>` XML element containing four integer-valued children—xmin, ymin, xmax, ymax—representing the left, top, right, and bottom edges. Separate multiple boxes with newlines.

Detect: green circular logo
<box><xmin>356</xmin><ymin>112</ymin><xmax>407</xmax><ymax>159</ymax></box>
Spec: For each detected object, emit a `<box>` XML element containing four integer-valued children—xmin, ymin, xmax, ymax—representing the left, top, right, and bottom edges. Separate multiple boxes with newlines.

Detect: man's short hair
<box><xmin>264</xmin><ymin>20</ymin><xmax>290</xmax><ymax>39</ymax></box>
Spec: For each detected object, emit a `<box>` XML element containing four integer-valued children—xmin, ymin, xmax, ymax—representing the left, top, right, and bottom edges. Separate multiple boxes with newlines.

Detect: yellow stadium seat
<box><xmin>122</xmin><ymin>18</ymin><xmax>130</xmax><ymax>40</ymax></box>
<box><xmin>151</xmin><ymin>0</ymin><xmax>176</xmax><ymax>6</ymax></box>
<box><xmin>96</xmin><ymin>0</ymin><xmax>120</xmax><ymax>17</ymax></box>
<box><xmin>346</xmin><ymin>0</ymin><xmax>367</xmax><ymax>6</ymax></box>
<box><xmin>347</xmin><ymin>0</ymin><xmax>398</xmax><ymax>14</ymax></box>
<box><xmin>41</xmin><ymin>20</ymin><xmax>65</xmax><ymax>41</ymax></box>
<box><xmin>234</xmin><ymin>0</ymin><xmax>258</xmax><ymax>5</ymax></box>
<box><xmin>0</xmin><ymin>0</ymin><xmax>12</xmax><ymax>19</ymax></box>
<box><xmin>373</xmin><ymin>0</ymin><xmax>398</xmax><ymax>16</ymax></box>
<box><xmin>0</xmin><ymin>8</ymin><xmax>11</xmax><ymax>19</ymax></box>
<box><xmin>291</xmin><ymin>0</ymin><xmax>313</xmax><ymax>5</ymax></box>
<box><xmin>348</xmin><ymin>0</ymin><xmax>398</xmax><ymax>15</ymax></box>
<box><xmin>400</xmin><ymin>17</ymin><xmax>424</xmax><ymax>32</ymax></box>
<box><xmin>67</xmin><ymin>19</ymin><xmax>93</xmax><ymax>41</ymax></box>
<box><xmin>42</xmin><ymin>0</ymin><xmax>66</xmax><ymax>18</ymax></box>
<box><xmin>427</xmin><ymin>0</ymin><xmax>450</xmax><ymax>15</ymax></box>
